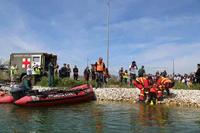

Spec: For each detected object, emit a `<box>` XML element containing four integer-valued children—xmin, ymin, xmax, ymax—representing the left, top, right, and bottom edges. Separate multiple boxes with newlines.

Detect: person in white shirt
<box><xmin>129</xmin><ymin>61</ymin><xmax>138</xmax><ymax>85</ymax></box>
<box><xmin>27</xmin><ymin>65</ymin><xmax>32</xmax><ymax>75</ymax></box>
<box><xmin>186</xmin><ymin>76</ymin><xmax>190</xmax><ymax>87</ymax></box>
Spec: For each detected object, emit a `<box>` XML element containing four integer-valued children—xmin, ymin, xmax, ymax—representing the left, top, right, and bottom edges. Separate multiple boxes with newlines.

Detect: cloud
<box><xmin>93</xmin><ymin>15</ymin><xmax>200</xmax><ymax>33</ymax></box>
<box><xmin>1</xmin><ymin>0</ymin><xmax>200</xmax><ymax>76</ymax></box>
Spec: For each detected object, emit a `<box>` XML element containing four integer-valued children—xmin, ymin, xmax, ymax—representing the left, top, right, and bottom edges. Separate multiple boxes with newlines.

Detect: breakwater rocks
<box><xmin>1</xmin><ymin>85</ymin><xmax>200</xmax><ymax>108</ymax></box>
<box><xmin>94</xmin><ymin>88</ymin><xmax>200</xmax><ymax>108</ymax></box>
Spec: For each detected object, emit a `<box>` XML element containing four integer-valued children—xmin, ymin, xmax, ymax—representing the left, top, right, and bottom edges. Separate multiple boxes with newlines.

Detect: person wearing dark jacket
<box><xmin>84</xmin><ymin>67</ymin><xmax>90</xmax><ymax>81</ymax></box>
<box><xmin>73</xmin><ymin>65</ymin><xmax>79</xmax><ymax>80</ymax></box>
<box><xmin>138</xmin><ymin>66</ymin><xmax>145</xmax><ymax>77</ymax></box>
<box><xmin>60</xmin><ymin>63</ymin><xmax>67</xmax><ymax>78</ymax></box>
<box><xmin>118</xmin><ymin>67</ymin><xmax>124</xmax><ymax>83</ymax></box>
<box><xmin>48</xmin><ymin>60</ymin><xmax>54</xmax><ymax>87</ymax></box>
<box><xmin>195</xmin><ymin>64</ymin><xmax>200</xmax><ymax>84</ymax></box>
<box><xmin>91</xmin><ymin>65</ymin><xmax>96</xmax><ymax>80</ymax></box>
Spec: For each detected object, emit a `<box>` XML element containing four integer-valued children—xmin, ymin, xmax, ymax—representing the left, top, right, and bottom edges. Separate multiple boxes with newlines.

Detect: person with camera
<box><xmin>129</xmin><ymin>61</ymin><xmax>138</xmax><ymax>85</ymax></box>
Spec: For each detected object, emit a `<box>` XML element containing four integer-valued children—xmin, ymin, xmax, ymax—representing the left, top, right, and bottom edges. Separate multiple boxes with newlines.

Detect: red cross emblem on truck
<box><xmin>22</xmin><ymin>58</ymin><xmax>31</xmax><ymax>68</ymax></box>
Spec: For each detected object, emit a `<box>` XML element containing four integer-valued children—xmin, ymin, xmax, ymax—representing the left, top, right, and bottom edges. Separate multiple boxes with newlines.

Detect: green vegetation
<box><xmin>37</xmin><ymin>77</ymin><xmax>200</xmax><ymax>90</ymax></box>
<box><xmin>37</xmin><ymin>77</ymin><xmax>133</xmax><ymax>88</ymax></box>
<box><xmin>37</xmin><ymin>77</ymin><xmax>96</xmax><ymax>88</ymax></box>
<box><xmin>172</xmin><ymin>81</ymin><xmax>200</xmax><ymax>90</ymax></box>
<box><xmin>0</xmin><ymin>70</ymin><xmax>9</xmax><ymax>81</ymax></box>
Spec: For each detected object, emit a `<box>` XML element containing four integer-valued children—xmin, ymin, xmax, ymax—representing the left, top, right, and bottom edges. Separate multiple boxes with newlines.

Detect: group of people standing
<box><xmin>10</xmin><ymin>63</ymin><xmax>41</xmax><ymax>87</ymax></box>
<box><xmin>118</xmin><ymin>61</ymin><xmax>146</xmax><ymax>84</ymax></box>
<box><xmin>51</xmin><ymin>57</ymin><xmax>110</xmax><ymax>88</ymax></box>
<box><xmin>58</xmin><ymin>64</ymin><xmax>79</xmax><ymax>80</ymax></box>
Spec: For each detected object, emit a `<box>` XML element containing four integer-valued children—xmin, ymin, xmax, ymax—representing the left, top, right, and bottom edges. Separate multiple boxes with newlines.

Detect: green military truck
<box><xmin>10</xmin><ymin>53</ymin><xmax>57</xmax><ymax>82</ymax></box>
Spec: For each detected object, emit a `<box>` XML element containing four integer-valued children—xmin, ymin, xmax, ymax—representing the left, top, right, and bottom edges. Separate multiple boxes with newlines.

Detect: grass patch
<box><xmin>37</xmin><ymin>77</ymin><xmax>95</xmax><ymax>88</ymax></box>
<box><xmin>37</xmin><ymin>77</ymin><xmax>133</xmax><ymax>88</ymax></box>
<box><xmin>172</xmin><ymin>81</ymin><xmax>200</xmax><ymax>90</ymax></box>
<box><xmin>37</xmin><ymin>77</ymin><xmax>200</xmax><ymax>90</ymax></box>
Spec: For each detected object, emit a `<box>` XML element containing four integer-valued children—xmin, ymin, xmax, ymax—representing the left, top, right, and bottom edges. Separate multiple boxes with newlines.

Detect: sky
<box><xmin>0</xmin><ymin>0</ymin><xmax>200</xmax><ymax>76</ymax></box>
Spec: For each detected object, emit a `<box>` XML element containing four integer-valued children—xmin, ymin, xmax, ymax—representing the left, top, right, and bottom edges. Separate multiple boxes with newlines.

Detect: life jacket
<box><xmin>96</xmin><ymin>62</ymin><xmax>104</xmax><ymax>71</ymax></box>
<box><xmin>123</xmin><ymin>72</ymin><xmax>128</xmax><ymax>79</ymax></box>
<box><xmin>35</xmin><ymin>67</ymin><xmax>40</xmax><ymax>75</ymax></box>
<box><xmin>10</xmin><ymin>66</ymin><xmax>18</xmax><ymax>75</ymax></box>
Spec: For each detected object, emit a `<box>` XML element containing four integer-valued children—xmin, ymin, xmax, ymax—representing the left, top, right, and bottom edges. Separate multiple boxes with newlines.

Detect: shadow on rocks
<box><xmin>163</xmin><ymin>92</ymin><xmax>177</xmax><ymax>99</ymax></box>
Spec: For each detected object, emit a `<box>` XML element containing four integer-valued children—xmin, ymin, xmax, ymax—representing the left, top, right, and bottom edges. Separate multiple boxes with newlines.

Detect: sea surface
<box><xmin>0</xmin><ymin>101</ymin><xmax>200</xmax><ymax>133</ymax></box>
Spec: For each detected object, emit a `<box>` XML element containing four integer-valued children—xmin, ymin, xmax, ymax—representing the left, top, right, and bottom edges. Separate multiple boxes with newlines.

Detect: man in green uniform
<box><xmin>138</xmin><ymin>66</ymin><xmax>145</xmax><ymax>77</ymax></box>
<box><xmin>48</xmin><ymin>60</ymin><xmax>54</xmax><ymax>87</ymax></box>
<box><xmin>22</xmin><ymin>75</ymin><xmax>32</xmax><ymax>90</ymax></box>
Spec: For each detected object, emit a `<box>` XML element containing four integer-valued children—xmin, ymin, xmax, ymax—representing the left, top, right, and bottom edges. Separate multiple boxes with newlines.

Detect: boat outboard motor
<box><xmin>10</xmin><ymin>84</ymin><xmax>26</xmax><ymax>101</ymax></box>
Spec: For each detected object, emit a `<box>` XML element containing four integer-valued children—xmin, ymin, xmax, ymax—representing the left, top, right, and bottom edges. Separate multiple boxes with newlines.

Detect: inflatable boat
<box><xmin>0</xmin><ymin>84</ymin><xmax>95</xmax><ymax>107</ymax></box>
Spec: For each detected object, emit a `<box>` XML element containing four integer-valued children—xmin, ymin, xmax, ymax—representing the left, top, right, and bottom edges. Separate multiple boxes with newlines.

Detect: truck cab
<box><xmin>10</xmin><ymin>53</ymin><xmax>57</xmax><ymax>82</ymax></box>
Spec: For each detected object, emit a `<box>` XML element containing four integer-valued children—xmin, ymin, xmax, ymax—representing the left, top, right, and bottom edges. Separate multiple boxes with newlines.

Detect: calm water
<box><xmin>0</xmin><ymin>101</ymin><xmax>200</xmax><ymax>133</ymax></box>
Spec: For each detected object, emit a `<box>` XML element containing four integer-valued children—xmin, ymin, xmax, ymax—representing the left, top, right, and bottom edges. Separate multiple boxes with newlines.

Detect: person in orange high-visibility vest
<box><xmin>95</xmin><ymin>57</ymin><xmax>105</xmax><ymax>88</ymax></box>
<box><xmin>134</xmin><ymin>76</ymin><xmax>151</xmax><ymax>102</ymax></box>
<box><xmin>156</xmin><ymin>76</ymin><xmax>174</xmax><ymax>101</ymax></box>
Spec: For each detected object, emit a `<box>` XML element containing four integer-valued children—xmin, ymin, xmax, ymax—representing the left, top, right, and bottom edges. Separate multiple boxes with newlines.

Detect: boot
<box><xmin>100</xmin><ymin>82</ymin><xmax>103</xmax><ymax>88</ymax></box>
<box><xmin>166</xmin><ymin>90</ymin><xmax>170</xmax><ymax>96</ymax></box>
<box><xmin>95</xmin><ymin>82</ymin><xmax>98</xmax><ymax>89</ymax></box>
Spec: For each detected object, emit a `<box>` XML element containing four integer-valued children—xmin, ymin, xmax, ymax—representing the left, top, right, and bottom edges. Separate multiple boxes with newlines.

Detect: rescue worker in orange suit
<box><xmin>134</xmin><ymin>76</ymin><xmax>151</xmax><ymax>102</ymax></box>
<box><xmin>147</xmin><ymin>83</ymin><xmax>158</xmax><ymax>105</ymax></box>
<box><xmin>95</xmin><ymin>57</ymin><xmax>105</xmax><ymax>88</ymax></box>
<box><xmin>156</xmin><ymin>76</ymin><xmax>175</xmax><ymax>101</ymax></box>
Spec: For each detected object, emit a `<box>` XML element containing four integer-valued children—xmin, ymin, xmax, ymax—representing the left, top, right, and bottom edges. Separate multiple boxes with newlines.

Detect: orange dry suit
<box><xmin>157</xmin><ymin>77</ymin><xmax>174</xmax><ymax>99</ymax></box>
<box><xmin>134</xmin><ymin>77</ymin><xmax>149</xmax><ymax>101</ymax></box>
<box><xmin>147</xmin><ymin>84</ymin><xmax>158</xmax><ymax>105</ymax></box>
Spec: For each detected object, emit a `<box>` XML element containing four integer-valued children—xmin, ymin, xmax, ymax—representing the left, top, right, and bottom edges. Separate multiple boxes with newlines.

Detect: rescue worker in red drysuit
<box><xmin>147</xmin><ymin>83</ymin><xmax>158</xmax><ymax>105</ymax></box>
<box><xmin>156</xmin><ymin>76</ymin><xmax>174</xmax><ymax>101</ymax></box>
<box><xmin>134</xmin><ymin>76</ymin><xmax>151</xmax><ymax>102</ymax></box>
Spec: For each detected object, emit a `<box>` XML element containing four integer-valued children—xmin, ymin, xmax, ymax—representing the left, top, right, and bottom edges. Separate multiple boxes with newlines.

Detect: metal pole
<box><xmin>107</xmin><ymin>0</ymin><xmax>109</xmax><ymax>70</ymax></box>
<box><xmin>87</xmin><ymin>59</ymin><xmax>89</xmax><ymax>67</ymax></box>
<box><xmin>0</xmin><ymin>58</ymin><xmax>3</xmax><ymax>65</ymax></box>
<box><xmin>173</xmin><ymin>59</ymin><xmax>174</xmax><ymax>76</ymax></box>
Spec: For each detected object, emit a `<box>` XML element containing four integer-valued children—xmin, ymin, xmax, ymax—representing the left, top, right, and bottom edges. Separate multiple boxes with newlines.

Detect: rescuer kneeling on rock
<box><xmin>95</xmin><ymin>57</ymin><xmax>105</xmax><ymax>88</ymax></box>
<box><xmin>156</xmin><ymin>76</ymin><xmax>175</xmax><ymax>101</ymax></box>
<box><xmin>134</xmin><ymin>76</ymin><xmax>151</xmax><ymax>102</ymax></box>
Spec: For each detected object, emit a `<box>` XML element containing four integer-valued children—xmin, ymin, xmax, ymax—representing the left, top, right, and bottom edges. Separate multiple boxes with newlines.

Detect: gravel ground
<box><xmin>1</xmin><ymin>85</ymin><xmax>200</xmax><ymax>108</ymax></box>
